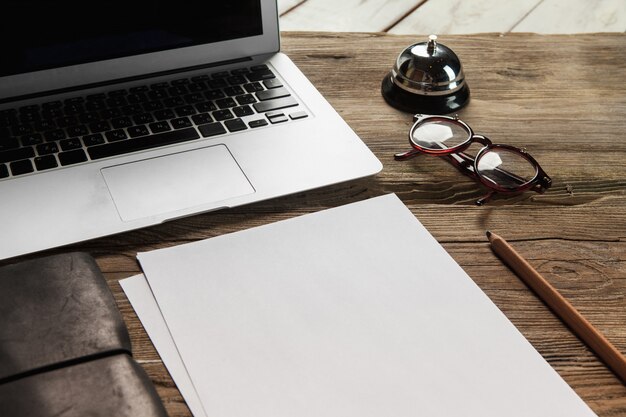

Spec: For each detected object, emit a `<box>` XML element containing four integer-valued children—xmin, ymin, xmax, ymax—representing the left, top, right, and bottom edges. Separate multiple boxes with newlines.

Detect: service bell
<box><xmin>381</xmin><ymin>35</ymin><xmax>470</xmax><ymax>114</ymax></box>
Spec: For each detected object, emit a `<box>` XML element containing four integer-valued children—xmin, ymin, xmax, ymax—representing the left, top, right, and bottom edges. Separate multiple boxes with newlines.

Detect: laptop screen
<box><xmin>1</xmin><ymin>0</ymin><xmax>263</xmax><ymax>78</ymax></box>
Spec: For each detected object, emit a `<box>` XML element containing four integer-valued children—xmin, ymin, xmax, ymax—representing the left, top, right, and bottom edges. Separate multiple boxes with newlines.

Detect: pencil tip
<box><xmin>486</xmin><ymin>230</ymin><xmax>492</xmax><ymax>238</ymax></box>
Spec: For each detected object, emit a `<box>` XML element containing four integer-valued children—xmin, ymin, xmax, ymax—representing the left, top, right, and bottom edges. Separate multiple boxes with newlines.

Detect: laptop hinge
<box><xmin>0</xmin><ymin>57</ymin><xmax>253</xmax><ymax>105</ymax></box>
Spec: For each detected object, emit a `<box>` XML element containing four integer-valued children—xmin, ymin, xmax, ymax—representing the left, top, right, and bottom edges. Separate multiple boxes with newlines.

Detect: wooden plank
<box><xmin>388</xmin><ymin>0</ymin><xmax>542</xmax><ymax>35</ymax></box>
<box><xmin>278</xmin><ymin>0</ymin><xmax>423</xmax><ymax>32</ymax></box>
<box><xmin>513</xmin><ymin>0</ymin><xmax>626</xmax><ymax>33</ymax></box>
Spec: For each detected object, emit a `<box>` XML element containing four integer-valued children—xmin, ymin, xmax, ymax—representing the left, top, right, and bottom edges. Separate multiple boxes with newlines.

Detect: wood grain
<box><xmin>2</xmin><ymin>33</ymin><xmax>625</xmax><ymax>416</ymax></box>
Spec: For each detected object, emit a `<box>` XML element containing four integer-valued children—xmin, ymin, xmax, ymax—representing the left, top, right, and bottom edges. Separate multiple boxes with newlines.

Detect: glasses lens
<box><xmin>476</xmin><ymin>148</ymin><xmax>537</xmax><ymax>190</ymax></box>
<box><xmin>411</xmin><ymin>120</ymin><xmax>470</xmax><ymax>151</ymax></box>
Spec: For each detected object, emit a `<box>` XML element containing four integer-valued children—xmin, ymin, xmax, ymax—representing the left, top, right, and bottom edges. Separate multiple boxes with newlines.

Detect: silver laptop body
<box><xmin>0</xmin><ymin>0</ymin><xmax>381</xmax><ymax>261</ymax></box>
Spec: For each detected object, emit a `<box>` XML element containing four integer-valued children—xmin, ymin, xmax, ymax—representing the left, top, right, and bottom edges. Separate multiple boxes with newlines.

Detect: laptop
<box><xmin>0</xmin><ymin>0</ymin><xmax>382</xmax><ymax>261</ymax></box>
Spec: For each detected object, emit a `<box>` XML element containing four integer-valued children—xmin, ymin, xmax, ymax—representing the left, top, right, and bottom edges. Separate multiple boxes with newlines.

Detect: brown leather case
<box><xmin>0</xmin><ymin>253</ymin><xmax>167</xmax><ymax>417</ymax></box>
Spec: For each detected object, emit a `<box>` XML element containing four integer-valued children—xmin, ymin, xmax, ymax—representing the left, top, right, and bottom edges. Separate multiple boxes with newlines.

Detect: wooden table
<box><xmin>19</xmin><ymin>32</ymin><xmax>626</xmax><ymax>416</ymax></box>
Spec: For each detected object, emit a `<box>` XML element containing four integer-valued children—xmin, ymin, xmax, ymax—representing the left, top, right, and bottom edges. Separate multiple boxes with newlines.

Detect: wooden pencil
<box><xmin>486</xmin><ymin>231</ymin><xmax>626</xmax><ymax>385</ymax></box>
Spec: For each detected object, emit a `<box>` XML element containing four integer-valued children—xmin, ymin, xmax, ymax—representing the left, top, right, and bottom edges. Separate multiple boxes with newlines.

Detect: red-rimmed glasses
<box><xmin>395</xmin><ymin>114</ymin><xmax>552</xmax><ymax>205</ymax></box>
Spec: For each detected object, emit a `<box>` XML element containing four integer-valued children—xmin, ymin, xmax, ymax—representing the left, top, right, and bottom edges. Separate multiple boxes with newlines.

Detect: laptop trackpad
<box><xmin>101</xmin><ymin>145</ymin><xmax>255</xmax><ymax>222</ymax></box>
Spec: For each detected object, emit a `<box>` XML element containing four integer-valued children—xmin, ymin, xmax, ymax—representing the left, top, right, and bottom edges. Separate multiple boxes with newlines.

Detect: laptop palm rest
<box><xmin>101</xmin><ymin>145</ymin><xmax>255</xmax><ymax>222</ymax></box>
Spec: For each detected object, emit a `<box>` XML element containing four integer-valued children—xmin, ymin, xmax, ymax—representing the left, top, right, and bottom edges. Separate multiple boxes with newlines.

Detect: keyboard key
<box><xmin>83</xmin><ymin>134</ymin><xmax>105</xmax><ymax>146</ymax></box>
<box><xmin>224</xmin><ymin>119</ymin><xmax>247</xmax><ymax>132</ymax></box>
<box><xmin>171</xmin><ymin>77</ymin><xmax>190</xmax><ymax>85</ymax></box>
<box><xmin>253</xmin><ymin>97</ymin><xmax>298</xmax><ymax>113</ymax></box>
<box><xmin>168</xmin><ymin>85</ymin><xmax>188</xmax><ymax>96</ymax></box>
<box><xmin>78</xmin><ymin>112</ymin><xmax>100</xmax><ymax>124</ymax></box>
<box><xmin>34</xmin><ymin>155</ymin><xmax>58</xmax><ymax>171</ymax></box>
<box><xmin>0</xmin><ymin>164</ymin><xmax>8</xmax><ymax>178</ymax></box>
<box><xmin>105</xmin><ymin>129</ymin><xmax>128</xmax><ymax>142</ymax></box>
<box><xmin>163</xmin><ymin>97</ymin><xmax>185</xmax><ymax>108</ymax></box>
<box><xmin>247</xmin><ymin>69</ymin><xmax>275</xmax><ymax>82</ymax></box>
<box><xmin>36</xmin><ymin>142</ymin><xmax>59</xmax><ymax>155</ymax></box>
<box><xmin>196</xmin><ymin>102</ymin><xmax>217</xmax><ymax>113</ymax></box>
<box><xmin>122</xmin><ymin>104</ymin><xmax>144</xmax><ymax>116</ymax></box>
<box><xmin>21</xmin><ymin>134</ymin><xmax>43</xmax><ymax>146</ymax></box>
<box><xmin>263</xmin><ymin>78</ymin><xmax>283</xmax><ymax>89</ymax></box>
<box><xmin>289</xmin><ymin>111</ymin><xmax>309</xmax><ymax>120</ymax></box>
<box><xmin>67</xmin><ymin>125</ymin><xmax>90</xmax><ymax>137</ymax></box>
<box><xmin>12</xmin><ymin>124</ymin><xmax>34</xmax><ymax>136</ymax></box>
<box><xmin>143</xmin><ymin>101</ymin><xmax>164</xmax><ymax>112</ymax></box>
<box><xmin>128</xmin><ymin>125</ymin><xmax>150</xmax><ymax>138</ymax></box>
<box><xmin>60</xmin><ymin>138</ymin><xmax>82</xmax><ymax>151</ymax></box>
<box><xmin>224</xmin><ymin>86</ymin><xmax>245</xmax><ymax>97</ymax></box>
<box><xmin>108</xmin><ymin>89</ymin><xmax>128</xmax><ymax>97</ymax></box>
<box><xmin>249</xmin><ymin>119</ymin><xmax>268</xmax><ymax>128</ymax></box>
<box><xmin>208</xmin><ymin>79</ymin><xmax>228</xmax><ymax>89</ymax></box>
<box><xmin>133</xmin><ymin>113</ymin><xmax>154</xmax><ymax>125</ymax></box>
<box><xmin>56</xmin><ymin>116</ymin><xmax>78</xmax><ymax>128</ymax></box>
<box><xmin>256</xmin><ymin>87</ymin><xmax>290</xmax><ymax>101</ymax></box>
<box><xmin>148</xmin><ymin>90</ymin><xmax>168</xmax><ymax>100</ymax></box>
<box><xmin>233</xmin><ymin>105</ymin><xmax>254</xmax><ymax>117</ymax></box>
<box><xmin>64</xmin><ymin>103</ymin><xmax>85</xmax><ymax>115</ymax></box>
<box><xmin>149</xmin><ymin>121</ymin><xmax>171</xmax><ymax>133</ymax></box>
<box><xmin>85</xmin><ymin>100</ymin><xmax>107</xmax><ymax>111</ymax></box>
<box><xmin>244</xmin><ymin>82</ymin><xmax>264</xmax><ymax>93</ymax></box>
<box><xmin>191</xmin><ymin>113</ymin><xmax>213</xmax><ymax>125</ymax></box>
<box><xmin>10</xmin><ymin>159</ymin><xmax>34</xmax><ymax>176</ymax></box>
<box><xmin>127</xmin><ymin>92</ymin><xmax>148</xmax><ymax>104</ymax></box>
<box><xmin>100</xmin><ymin>108</ymin><xmax>122</xmax><ymax>119</ymax></box>
<box><xmin>188</xmin><ymin>82</ymin><xmax>207</xmax><ymax>92</ymax></box>
<box><xmin>175</xmin><ymin>105</ymin><xmax>196</xmax><ymax>117</ymax></box>
<box><xmin>34</xmin><ymin>120</ymin><xmax>56</xmax><ymax>131</ymax></box>
<box><xmin>154</xmin><ymin>109</ymin><xmax>175</xmax><ymax>121</ymax></box>
<box><xmin>211</xmin><ymin>71</ymin><xmax>230</xmax><ymax>79</ymax></box>
<box><xmin>64</xmin><ymin>97</ymin><xmax>84</xmax><ymax>105</ymax></box>
<box><xmin>205</xmin><ymin>90</ymin><xmax>225</xmax><ymax>100</ymax></box>
<box><xmin>184</xmin><ymin>93</ymin><xmax>205</xmax><ymax>104</ymax></box>
<box><xmin>106</xmin><ymin>96</ymin><xmax>127</xmax><ymax>107</ymax></box>
<box><xmin>44</xmin><ymin>129</ymin><xmax>66</xmax><ymax>142</ymax></box>
<box><xmin>212</xmin><ymin>109</ymin><xmax>234</xmax><ymax>121</ymax></box>
<box><xmin>198</xmin><ymin>122</ymin><xmax>226</xmax><ymax>137</ymax></box>
<box><xmin>112</xmin><ymin>116</ymin><xmax>133</xmax><ymax>129</ymax></box>
<box><xmin>0</xmin><ymin>137</ymin><xmax>20</xmax><ymax>151</ymax></box>
<box><xmin>42</xmin><ymin>100</ymin><xmax>62</xmax><ymax>109</ymax></box>
<box><xmin>89</xmin><ymin>121</ymin><xmax>111</xmax><ymax>133</ymax></box>
<box><xmin>236</xmin><ymin>94</ymin><xmax>257</xmax><ymax>105</ymax></box>
<box><xmin>227</xmin><ymin>75</ymin><xmax>247</xmax><ymax>86</ymax></box>
<box><xmin>269</xmin><ymin>115</ymin><xmax>288</xmax><ymax>124</ymax></box>
<box><xmin>171</xmin><ymin>117</ymin><xmax>192</xmax><ymax>129</ymax></box>
<box><xmin>0</xmin><ymin>146</ymin><xmax>35</xmax><ymax>163</ymax></box>
<box><xmin>88</xmin><ymin>127</ymin><xmax>200</xmax><ymax>160</ymax></box>
<box><xmin>130</xmin><ymin>86</ymin><xmax>149</xmax><ymax>93</ymax></box>
<box><xmin>216</xmin><ymin>98</ymin><xmax>237</xmax><ymax>109</ymax></box>
<box><xmin>58</xmin><ymin>149</ymin><xmax>88</xmax><ymax>166</ymax></box>
<box><xmin>0</xmin><ymin>128</ymin><xmax>11</xmax><ymax>140</ymax></box>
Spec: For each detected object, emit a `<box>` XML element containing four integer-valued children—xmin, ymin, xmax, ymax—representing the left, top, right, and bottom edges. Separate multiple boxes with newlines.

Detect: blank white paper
<box><xmin>119</xmin><ymin>274</ymin><xmax>207</xmax><ymax>417</ymax></box>
<box><xmin>137</xmin><ymin>194</ymin><xmax>596</xmax><ymax>417</ymax></box>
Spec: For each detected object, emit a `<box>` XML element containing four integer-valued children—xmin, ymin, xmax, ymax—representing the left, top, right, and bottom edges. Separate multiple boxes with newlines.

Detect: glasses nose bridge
<box><xmin>470</xmin><ymin>134</ymin><xmax>492</xmax><ymax>147</ymax></box>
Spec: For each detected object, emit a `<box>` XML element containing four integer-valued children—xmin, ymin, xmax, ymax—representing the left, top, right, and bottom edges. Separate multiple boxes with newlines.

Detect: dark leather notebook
<box><xmin>0</xmin><ymin>253</ymin><xmax>167</xmax><ymax>417</ymax></box>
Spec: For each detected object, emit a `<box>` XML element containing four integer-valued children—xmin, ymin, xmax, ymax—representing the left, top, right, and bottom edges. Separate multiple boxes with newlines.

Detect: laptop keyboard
<box><xmin>0</xmin><ymin>64</ymin><xmax>308</xmax><ymax>180</ymax></box>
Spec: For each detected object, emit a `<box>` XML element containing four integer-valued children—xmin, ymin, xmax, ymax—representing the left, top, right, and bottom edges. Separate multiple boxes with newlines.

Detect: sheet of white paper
<box><xmin>138</xmin><ymin>194</ymin><xmax>596</xmax><ymax>417</ymax></box>
<box><xmin>119</xmin><ymin>274</ymin><xmax>207</xmax><ymax>417</ymax></box>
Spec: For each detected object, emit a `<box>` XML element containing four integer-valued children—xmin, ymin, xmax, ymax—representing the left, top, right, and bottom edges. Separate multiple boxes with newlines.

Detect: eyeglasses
<box><xmin>395</xmin><ymin>114</ymin><xmax>552</xmax><ymax>205</ymax></box>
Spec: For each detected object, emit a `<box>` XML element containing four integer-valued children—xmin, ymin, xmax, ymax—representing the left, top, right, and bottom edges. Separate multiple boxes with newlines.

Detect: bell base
<box><xmin>381</xmin><ymin>75</ymin><xmax>470</xmax><ymax>115</ymax></box>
